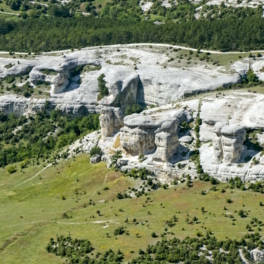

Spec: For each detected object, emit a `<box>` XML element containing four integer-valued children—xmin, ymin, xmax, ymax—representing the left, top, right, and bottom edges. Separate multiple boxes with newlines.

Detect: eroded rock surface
<box><xmin>0</xmin><ymin>46</ymin><xmax>254</xmax><ymax>116</ymax></box>
<box><xmin>99</xmin><ymin>107</ymin><xmax>124</xmax><ymax>139</ymax></box>
<box><xmin>221</xmin><ymin>124</ymin><xmax>246</xmax><ymax>163</ymax></box>
<box><xmin>212</xmin><ymin>123</ymin><xmax>246</xmax><ymax>164</ymax></box>
<box><xmin>120</xmin><ymin>108</ymin><xmax>192</xmax><ymax>157</ymax></box>
<box><xmin>250</xmin><ymin>248</ymin><xmax>264</xmax><ymax>264</ymax></box>
<box><xmin>153</xmin><ymin>120</ymin><xmax>179</xmax><ymax>162</ymax></box>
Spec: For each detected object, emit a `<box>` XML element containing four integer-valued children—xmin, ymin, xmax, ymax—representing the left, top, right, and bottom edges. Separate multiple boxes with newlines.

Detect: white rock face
<box><xmin>109</xmin><ymin>92</ymin><xmax>264</xmax><ymax>182</ymax></box>
<box><xmin>136</xmin><ymin>65</ymin><xmax>240</xmax><ymax>105</ymax></box>
<box><xmin>120</xmin><ymin>108</ymin><xmax>191</xmax><ymax>157</ymax></box>
<box><xmin>99</xmin><ymin>66</ymin><xmax>139</xmax><ymax>110</ymax></box>
<box><xmin>29</xmin><ymin>67</ymin><xmax>69</xmax><ymax>95</ymax></box>
<box><xmin>120</xmin><ymin>126</ymin><xmax>155</xmax><ymax>155</ymax></box>
<box><xmin>139</xmin><ymin>0</ymin><xmax>153</xmax><ymax>12</ymax></box>
<box><xmin>198</xmin><ymin>92</ymin><xmax>264</xmax><ymax>181</ymax></box>
<box><xmin>212</xmin><ymin>122</ymin><xmax>225</xmax><ymax>163</ymax></box>
<box><xmin>200</xmin><ymin>92</ymin><xmax>264</xmax><ymax>142</ymax></box>
<box><xmin>99</xmin><ymin>107</ymin><xmax>124</xmax><ymax>139</ymax></box>
<box><xmin>154</xmin><ymin>120</ymin><xmax>179</xmax><ymax>162</ymax></box>
<box><xmin>179</xmin><ymin>135</ymin><xmax>193</xmax><ymax>143</ymax></box>
<box><xmin>221</xmin><ymin>124</ymin><xmax>246</xmax><ymax>164</ymax></box>
<box><xmin>65</xmin><ymin>92</ymin><xmax>264</xmax><ymax>182</ymax></box>
<box><xmin>250</xmin><ymin>248</ymin><xmax>264</xmax><ymax>264</ymax></box>
<box><xmin>212</xmin><ymin>123</ymin><xmax>246</xmax><ymax>164</ymax></box>
<box><xmin>0</xmin><ymin>46</ymin><xmax>248</xmax><ymax>116</ymax></box>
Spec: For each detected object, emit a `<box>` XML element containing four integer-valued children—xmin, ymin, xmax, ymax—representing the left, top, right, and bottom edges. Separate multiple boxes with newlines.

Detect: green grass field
<box><xmin>0</xmin><ymin>154</ymin><xmax>264</xmax><ymax>263</ymax></box>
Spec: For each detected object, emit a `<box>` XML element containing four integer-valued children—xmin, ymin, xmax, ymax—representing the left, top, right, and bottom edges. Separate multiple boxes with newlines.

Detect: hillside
<box><xmin>0</xmin><ymin>154</ymin><xmax>264</xmax><ymax>263</ymax></box>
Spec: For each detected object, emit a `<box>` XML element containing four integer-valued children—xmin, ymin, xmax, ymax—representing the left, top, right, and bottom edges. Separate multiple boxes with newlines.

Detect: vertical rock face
<box><xmin>120</xmin><ymin>126</ymin><xmax>155</xmax><ymax>155</ymax></box>
<box><xmin>212</xmin><ymin>123</ymin><xmax>246</xmax><ymax>164</ymax></box>
<box><xmin>50</xmin><ymin>72</ymin><xmax>69</xmax><ymax>94</ymax></box>
<box><xmin>98</xmin><ymin>68</ymin><xmax>139</xmax><ymax>110</ymax></box>
<box><xmin>221</xmin><ymin>125</ymin><xmax>246</xmax><ymax>164</ymax></box>
<box><xmin>99</xmin><ymin>107</ymin><xmax>124</xmax><ymax>139</ymax></box>
<box><xmin>120</xmin><ymin>109</ymin><xmax>191</xmax><ymax>157</ymax></box>
<box><xmin>153</xmin><ymin>120</ymin><xmax>179</xmax><ymax>162</ymax></box>
<box><xmin>110</xmin><ymin>72</ymin><xmax>139</xmax><ymax>110</ymax></box>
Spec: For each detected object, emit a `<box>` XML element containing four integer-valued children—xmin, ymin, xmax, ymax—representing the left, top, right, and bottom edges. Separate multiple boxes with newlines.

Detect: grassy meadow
<box><xmin>0</xmin><ymin>154</ymin><xmax>263</xmax><ymax>263</ymax></box>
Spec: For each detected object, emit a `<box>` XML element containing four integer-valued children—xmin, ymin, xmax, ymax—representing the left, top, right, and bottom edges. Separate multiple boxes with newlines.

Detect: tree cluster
<box><xmin>0</xmin><ymin>110</ymin><xmax>100</xmax><ymax>167</ymax></box>
<box><xmin>1</xmin><ymin>16</ymin><xmax>264</xmax><ymax>52</ymax></box>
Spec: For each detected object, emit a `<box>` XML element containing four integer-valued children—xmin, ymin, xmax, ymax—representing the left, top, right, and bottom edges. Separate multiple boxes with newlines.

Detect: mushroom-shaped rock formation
<box><xmin>212</xmin><ymin>123</ymin><xmax>246</xmax><ymax>164</ymax></box>
<box><xmin>120</xmin><ymin>108</ymin><xmax>191</xmax><ymax>156</ymax></box>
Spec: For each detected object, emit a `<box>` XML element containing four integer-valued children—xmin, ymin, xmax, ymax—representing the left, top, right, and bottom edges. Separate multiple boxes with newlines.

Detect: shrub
<box><xmin>151</xmin><ymin>232</ymin><xmax>158</xmax><ymax>238</ymax></box>
<box><xmin>5</xmin><ymin>75</ymin><xmax>15</xmax><ymax>83</ymax></box>
<box><xmin>110</xmin><ymin>150</ymin><xmax>122</xmax><ymax>168</ymax></box>
<box><xmin>97</xmin><ymin>74</ymin><xmax>108</xmax><ymax>99</ymax></box>
<box><xmin>125</xmin><ymin>104</ymin><xmax>143</xmax><ymax>116</ymax></box>
<box><xmin>114</xmin><ymin>226</ymin><xmax>125</xmax><ymax>236</ymax></box>
<box><xmin>238</xmin><ymin>209</ymin><xmax>246</xmax><ymax>218</ymax></box>
<box><xmin>90</xmin><ymin>146</ymin><xmax>102</xmax><ymax>157</ymax></box>
<box><xmin>226</xmin><ymin>198</ymin><xmax>233</xmax><ymax>204</ymax></box>
<box><xmin>20</xmin><ymin>159</ymin><xmax>29</xmax><ymax>169</ymax></box>
<box><xmin>210</xmin><ymin>177</ymin><xmax>219</xmax><ymax>185</ymax></box>
<box><xmin>23</xmin><ymin>91</ymin><xmax>31</xmax><ymax>98</ymax></box>
<box><xmin>7</xmin><ymin>165</ymin><xmax>16</xmax><ymax>174</ymax></box>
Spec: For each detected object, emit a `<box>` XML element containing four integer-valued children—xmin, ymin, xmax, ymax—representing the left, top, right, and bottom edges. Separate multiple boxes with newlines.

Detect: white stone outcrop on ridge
<box><xmin>0</xmin><ymin>46</ymin><xmax>254</xmax><ymax>116</ymax></box>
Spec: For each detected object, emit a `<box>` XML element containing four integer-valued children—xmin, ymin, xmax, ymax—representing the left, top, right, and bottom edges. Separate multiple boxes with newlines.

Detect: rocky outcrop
<box><xmin>212</xmin><ymin>123</ymin><xmax>246</xmax><ymax>164</ymax></box>
<box><xmin>99</xmin><ymin>107</ymin><xmax>124</xmax><ymax>139</ymax></box>
<box><xmin>90</xmin><ymin>154</ymin><xmax>101</xmax><ymax>164</ymax></box>
<box><xmin>200</xmin><ymin>93</ymin><xmax>264</xmax><ymax>142</ymax></box>
<box><xmin>221</xmin><ymin>124</ymin><xmax>246</xmax><ymax>164</ymax></box>
<box><xmin>250</xmin><ymin>248</ymin><xmax>264</xmax><ymax>263</ymax></box>
<box><xmin>120</xmin><ymin>126</ymin><xmax>155</xmax><ymax>155</ymax></box>
<box><xmin>136</xmin><ymin>65</ymin><xmax>240</xmax><ymax>105</ymax></box>
<box><xmin>153</xmin><ymin>120</ymin><xmax>179</xmax><ymax>162</ymax></box>
<box><xmin>30</xmin><ymin>69</ymin><xmax>69</xmax><ymax>95</ymax></box>
<box><xmin>99</xmin><ymin>67</ymin><xmax>139</xmax><ymax>110</ymax></box>
<box><xmin>120</xmin><ymin>108</ymin><xmax>192</xmax><ymax>156</ymax></box>
<box><xmin>0</xmin><ymin>47</ymin><xmax>249</xmax><ymax>117</ymax></box>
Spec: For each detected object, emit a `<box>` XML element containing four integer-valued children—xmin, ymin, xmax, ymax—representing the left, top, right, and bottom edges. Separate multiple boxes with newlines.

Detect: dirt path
<box><xmin>87</xmin><ymin>171</ymin><xmax>109</xmax><ymax>200</ymax></box>
<box><xmin>0</xmin><ymin>43</ymin><xmax>264</xmax><ymax>56</ymax></box>
<box><xmin>0</xmin><ymin>11</ymin><xmax>19</xmax><ymax>16</ymax></box>
<box><xmin>13</xmin><ymin>163</ymin><xmax>52</xmax><ymax>188</ymax></box>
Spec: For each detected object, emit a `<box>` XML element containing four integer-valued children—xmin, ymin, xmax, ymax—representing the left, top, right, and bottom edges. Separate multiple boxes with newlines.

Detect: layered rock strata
<box><xmin>120</xmin><ymin>108</ymin><xmax>191</xmax><ymax>157</ymax></box>
<box><xmin>221</xmin><ymin>124</ymin><xmax>246</xmax><ymax>163</ymax></box>
<box><xmin>212</xmin><ymin>123</ymin><xmax>246</xmax><ymax>164</ymax></box>
<box><xmin>0</xmin><ymin>46</ymin><xmax>249</xmax><ymax>116</ymax></box>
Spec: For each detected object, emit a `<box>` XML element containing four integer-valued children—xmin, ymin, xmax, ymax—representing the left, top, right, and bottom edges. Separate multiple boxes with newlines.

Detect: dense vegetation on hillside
<box><xmin>0</xmin><ymin>110</ymin><xmax>100</xmax><ymax>168</ymax></box>
<box><xmin>1</xmin><ymin>16</ymin><xmax>264</xmax><ymax>52</ymax></box>
<box><xmin>47</xmin><ymin>232</ymin><xmax>263</xmax><ymax>263</ymax></box>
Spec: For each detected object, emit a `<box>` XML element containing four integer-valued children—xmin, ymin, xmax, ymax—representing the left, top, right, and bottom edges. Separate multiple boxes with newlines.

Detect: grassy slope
<box><xmin>0</xmin><ymin>155</ymin><xmax>264</xmax><ymax>263</ymax></box>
